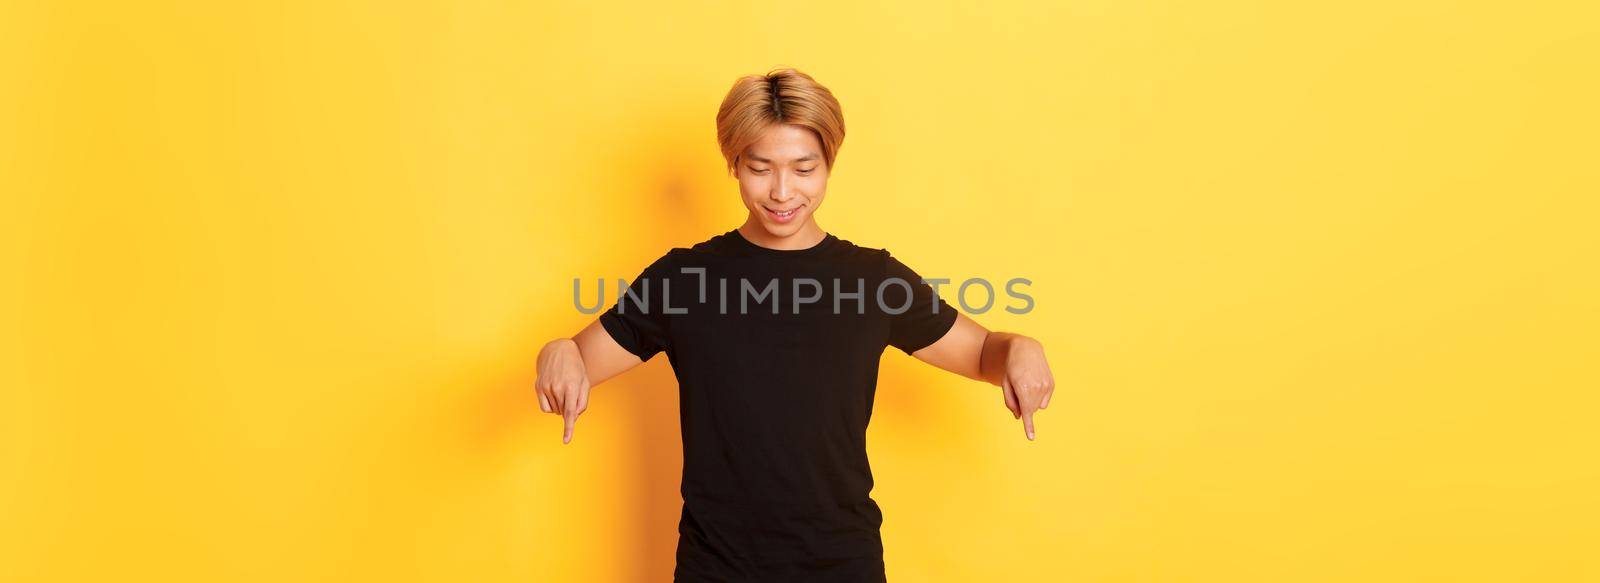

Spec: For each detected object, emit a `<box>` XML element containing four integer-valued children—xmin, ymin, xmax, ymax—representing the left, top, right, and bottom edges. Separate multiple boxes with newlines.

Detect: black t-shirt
<box><xmin>598</xmin><ymin>229</ymin><xmax>958</xmax><ymax>582</ymax></box>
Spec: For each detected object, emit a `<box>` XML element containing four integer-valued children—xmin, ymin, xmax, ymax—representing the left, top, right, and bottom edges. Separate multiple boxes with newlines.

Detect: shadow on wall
<box><xmin>430</xmin><ymin>97</ymin><xmax>726</xmax><ymax>580</ymax></box>
<box><xmin>607</xmin><ymin>106</ymin><xmax>726</xmax><ymax>582</ymax></box>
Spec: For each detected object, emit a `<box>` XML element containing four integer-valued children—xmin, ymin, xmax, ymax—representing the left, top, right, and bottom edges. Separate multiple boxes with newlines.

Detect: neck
<box><xmin>738</xmin><ymin>217</ymin><xmax>825</xmax><ymax>250</ymax></box>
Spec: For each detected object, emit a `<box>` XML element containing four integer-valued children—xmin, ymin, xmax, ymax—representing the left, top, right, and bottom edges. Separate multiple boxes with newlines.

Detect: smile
<box><xmin>763</xmin><ymin>204</ymin><xmax>804</xmax><ymax>223</ymax></box>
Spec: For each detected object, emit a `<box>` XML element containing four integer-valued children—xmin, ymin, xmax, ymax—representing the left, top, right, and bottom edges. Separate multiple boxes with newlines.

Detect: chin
<box><xmin>758</xmin><ymin>218</ymin><xmax>805</xmax><ymax>237</ymax></box>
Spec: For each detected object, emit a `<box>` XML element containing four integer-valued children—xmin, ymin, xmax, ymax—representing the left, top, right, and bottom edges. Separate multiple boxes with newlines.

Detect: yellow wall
<box><xmin>3</xmin><ymin>1</ymin><xmax>1596</xmax><ymax>581</ymax></box>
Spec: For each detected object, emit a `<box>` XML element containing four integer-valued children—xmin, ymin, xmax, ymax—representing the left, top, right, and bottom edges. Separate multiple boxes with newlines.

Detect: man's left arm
<box><xmin>910</xmin><ymin>313</ymin><xmax>1056</xmax><ymax>440</ymax></box>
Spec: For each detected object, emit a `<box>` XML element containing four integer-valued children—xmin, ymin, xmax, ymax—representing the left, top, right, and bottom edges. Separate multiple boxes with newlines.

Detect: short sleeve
<box><xmin>597</xmin><ymin>256</ymin><xmax>674</xmax><ymax>361</ymax></box>
<box><xmin>883</xmin><ymin>251</ymin><xmax>959</xmax><ymax>354</ymax></box>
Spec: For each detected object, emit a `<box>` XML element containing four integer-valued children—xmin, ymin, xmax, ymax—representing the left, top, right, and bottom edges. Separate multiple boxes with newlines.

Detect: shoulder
<box><xmin>832</xmin><ymin>235</ymin><xmax>929</xmax><ymax>278</ymax></box>
<box><xmin>827</xmin><ymin>233</ymin><xmax>893</xmax><ymax>263</ymax></box>
<box><xmin>661</xmin><ymin>231</ymin><xmax>742</xmax><ymax>255</ymax></box>
<box><xmin>631</xmin><ymin>231</ymin><xmax>740</xmax><ymax>274</ymax></box>
<box><xmin>684</xmin><ymin>230</ymin><xmax>741</xmax><ymax>256</ymax></box>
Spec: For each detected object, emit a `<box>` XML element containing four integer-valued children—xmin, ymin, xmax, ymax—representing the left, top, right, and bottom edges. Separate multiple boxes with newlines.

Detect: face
<box><xmin>736</xmin><ymin>124</ymin><xmax>829</xmax><ymax>240</ymax></box>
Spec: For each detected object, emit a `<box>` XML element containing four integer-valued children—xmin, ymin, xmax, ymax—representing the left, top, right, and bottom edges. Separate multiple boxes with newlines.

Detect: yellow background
<box><xmin>3</xmin><ymin>1</ymin><xmax>1596</xmax><ymax>581</ymax></box>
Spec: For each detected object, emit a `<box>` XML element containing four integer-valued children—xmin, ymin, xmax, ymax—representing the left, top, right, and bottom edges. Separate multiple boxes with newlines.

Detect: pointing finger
<box><xmin>574</xmin><ymin>382</ymin><xmax>589</xmax><ymax>418</ymax></box>
<box><xmin>563</xmin><ymin>409</ymin><xmax>577</xmax><ymax>445</ymax></box>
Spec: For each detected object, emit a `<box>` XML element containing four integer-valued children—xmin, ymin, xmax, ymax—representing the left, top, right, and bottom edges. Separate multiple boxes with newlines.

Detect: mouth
<box><xmin>762</xmin><ymin>204</ymin><xmax>805</xmax><ymax>224</ymax></box>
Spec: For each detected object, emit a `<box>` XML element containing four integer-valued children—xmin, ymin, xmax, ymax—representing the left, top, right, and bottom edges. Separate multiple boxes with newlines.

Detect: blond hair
<box><xmin>715</xmin><ymin>68</ymin><xmax>845</xmax><ymax>175</ymax></box>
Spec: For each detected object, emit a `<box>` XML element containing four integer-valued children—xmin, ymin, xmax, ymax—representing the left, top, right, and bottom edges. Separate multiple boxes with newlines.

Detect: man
<box><xmin>535</xmin><ymin>67</ymin><xmax>1055</xmax><ymax>581</ymax></box>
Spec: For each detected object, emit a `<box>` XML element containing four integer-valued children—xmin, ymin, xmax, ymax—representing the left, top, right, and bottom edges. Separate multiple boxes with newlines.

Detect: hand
<box><xmin>535</xmin><ymin>338</ymin><xmax>591</xmax><ymax>444</ymax></box>
<box><xmin>999</xmin><ymin>336</ymin><xmax>1055</xmax><ymax>441</ymax></box>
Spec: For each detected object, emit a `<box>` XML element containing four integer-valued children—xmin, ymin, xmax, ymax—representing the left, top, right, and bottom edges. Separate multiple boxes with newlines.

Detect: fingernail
<box><xmin>1027</xmin><ymin>430</ymin><xmax>1035</xmax><ymax>440</ymax></box>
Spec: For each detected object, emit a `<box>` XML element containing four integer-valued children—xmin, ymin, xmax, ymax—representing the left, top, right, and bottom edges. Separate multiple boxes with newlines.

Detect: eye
<box><xmin>796</xmin><ymin>167</ymin><xmax>817</xmax><ymax>175</ymax></box>
<box><xmin>747</xmin><ymin>166</ymin><xmax>770</xmax><ymax>174</ymax></box>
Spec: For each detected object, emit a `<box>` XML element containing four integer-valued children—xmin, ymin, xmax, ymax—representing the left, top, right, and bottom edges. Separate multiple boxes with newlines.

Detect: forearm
<box><xmin>568</xmin><ymin>319</ymin><xmax>646</xmax><ymax>386</ymax></box>
<box><xmin>909</xmin><ymin>315</ymin><xmax>1056</xmax><ymax>439</ymax></box>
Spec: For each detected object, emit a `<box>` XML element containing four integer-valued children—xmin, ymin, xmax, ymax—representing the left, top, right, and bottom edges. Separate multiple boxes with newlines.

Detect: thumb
<box><xmin>1001</xmin><ymin>376</ymin><xmax>1020</xmax><ymax>419</ymax></box>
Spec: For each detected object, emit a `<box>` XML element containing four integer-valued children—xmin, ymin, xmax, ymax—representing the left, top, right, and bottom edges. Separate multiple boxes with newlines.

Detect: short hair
<box><xmin>715</xmin><ymin>68</ymin><xmax>845</xmax><ymax>175</ymax></box>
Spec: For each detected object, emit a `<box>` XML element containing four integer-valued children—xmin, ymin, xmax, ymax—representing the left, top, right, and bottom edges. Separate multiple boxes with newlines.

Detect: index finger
<box><xmin>563</xmin><ymin>408</ymin><xmax>578</xmax><ymax>445</ymax></box>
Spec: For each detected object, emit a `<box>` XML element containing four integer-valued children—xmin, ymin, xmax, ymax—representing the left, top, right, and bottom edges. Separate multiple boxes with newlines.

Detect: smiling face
<box><xmin>736</xmin><ymin>123</ymin><xmax>830</xmax><ymax>247</ymax></box>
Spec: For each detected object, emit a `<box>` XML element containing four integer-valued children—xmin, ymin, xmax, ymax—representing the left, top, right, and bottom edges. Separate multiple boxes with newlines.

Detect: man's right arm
<box><xmin>534</xmin><ymin>319</ymin><xmax>644</xmax><ymax>444</ymax></box>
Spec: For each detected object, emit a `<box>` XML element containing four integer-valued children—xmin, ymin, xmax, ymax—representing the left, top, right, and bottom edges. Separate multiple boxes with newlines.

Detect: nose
<box><xmin>770</xmin><ymin>172</ymin><xmax>795</xmax><ymax>203</ymax></box>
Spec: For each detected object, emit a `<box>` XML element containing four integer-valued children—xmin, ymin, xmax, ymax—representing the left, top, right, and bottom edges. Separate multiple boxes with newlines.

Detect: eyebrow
<box><xmin>747</xmin><ymin>154</ymin><xmax>818</xmax><ymax>164</ymax></box>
